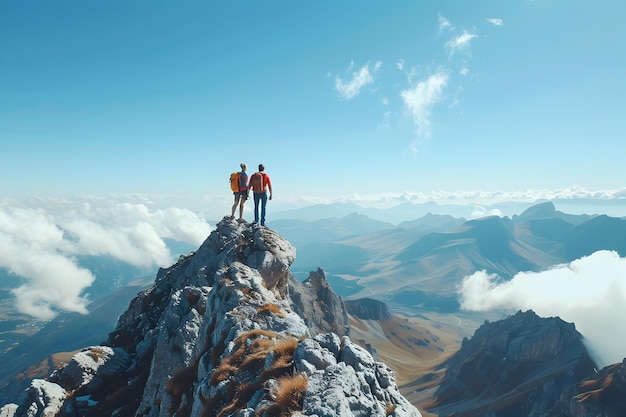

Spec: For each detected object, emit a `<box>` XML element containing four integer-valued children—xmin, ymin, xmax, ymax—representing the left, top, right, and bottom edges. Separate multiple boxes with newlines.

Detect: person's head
<box><xmin>258</xmin><ymin>164</ymin><xmax>265</xmax><ymax>172</ymax></box>
<box><xmin>240</xmin><ymin>163</ymin><xmax>247</xmax><ymax>171</ymax></box>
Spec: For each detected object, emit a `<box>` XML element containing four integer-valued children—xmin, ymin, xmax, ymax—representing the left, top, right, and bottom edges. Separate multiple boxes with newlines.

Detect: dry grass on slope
<box><xmin>204</xmin><ymin>329</ymin><xmax>304</xmax><ymax>417</ymax></box>
<box><xmin>15</xmin><ymin>350</ymin><xmax>79</xmax><ymax>380</ymax></box>
<box><xmin>348</xmin><ymin>313</ymin><xmax>460</xmax><ymax>385</ymax></box>
<box><xmin>260</xmin><ymin>374</ymin><xmax>308</xmax><ymax>417</ymax></box>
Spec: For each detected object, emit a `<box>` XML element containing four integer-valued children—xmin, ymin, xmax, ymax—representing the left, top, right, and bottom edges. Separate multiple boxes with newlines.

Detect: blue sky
<box><xmin>2</xmin><ymin>0</ymin><xmax>626</xmax><ymax>324</ymax></box>
<box><xmin>2</xmin><ymin>0</ymin><xmax>625</xmax><ymax>211</ymax></box>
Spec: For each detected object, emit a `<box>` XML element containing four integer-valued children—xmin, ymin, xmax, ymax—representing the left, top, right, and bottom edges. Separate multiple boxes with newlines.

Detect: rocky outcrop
<box><xmin>345</xmin><ymin>298</ymin><xmax>392</xmax><ymax>321</ymax></box>
<box><xmin>289</xmin><ymin>268</ymin><xmax>349</xmax><ymax>337</ymax></box>
<box><xmin>0</xmin><ymin>380</ymin><xmax>65</xmax><ymax>417</ymax></box>
<box><xmin>1</xmin><ymin>218</ymin><xmax>420</xmax><ymax>417</ymax></box>
<box><xmin>429</xmin><ymin>310</ymin><xmax>598</xmax><ymax>417</ymax></box>
<box><xmin>569</xmin><ymin>358</ymin><xmax>626</xmax><ymax>417</ymax></box>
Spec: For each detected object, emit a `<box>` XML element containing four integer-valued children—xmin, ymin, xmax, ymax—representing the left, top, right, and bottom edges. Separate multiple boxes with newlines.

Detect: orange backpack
<box><xmin>229</xmin><ymin>172</ymin><xmax>240</xmax><ymax>192</ymax></box>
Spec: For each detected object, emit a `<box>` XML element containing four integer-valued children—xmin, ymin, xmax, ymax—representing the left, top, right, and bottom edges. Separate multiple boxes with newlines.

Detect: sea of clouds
<box><xmin>0</xmin><ymin>196</ymin><xmax>213</xmax><ymax>320</ymax></box>
<box><xmin>458</xmin><ymin>250</ymin><xmax>626</xmax><ymax>368</ymax></box>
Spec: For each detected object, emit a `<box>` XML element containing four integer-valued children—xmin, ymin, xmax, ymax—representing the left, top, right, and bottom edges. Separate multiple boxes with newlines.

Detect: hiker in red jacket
<box><xmin>248</xmin><ymin>164</ymin><xmax>272</xmax><ymax>226</ymax></box>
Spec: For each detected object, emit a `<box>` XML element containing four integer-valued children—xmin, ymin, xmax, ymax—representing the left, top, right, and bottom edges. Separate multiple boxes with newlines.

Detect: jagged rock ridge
<box><xmin>0</xmin><ymin>218</ymin><xmax>420</xmax><ymax>417</ymax></box>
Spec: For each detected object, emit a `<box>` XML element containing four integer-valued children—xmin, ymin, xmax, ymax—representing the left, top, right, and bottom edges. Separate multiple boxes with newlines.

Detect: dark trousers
<box><xmin>253</xmin><ymin>192</ymin><xmax>268</xmax><ymax>225</ymax></box>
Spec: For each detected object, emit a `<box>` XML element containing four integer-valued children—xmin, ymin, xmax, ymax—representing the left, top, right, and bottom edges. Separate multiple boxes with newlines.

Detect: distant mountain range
<box><xmin>274</xmin><ymin>200</ymin><xmax>505</xmax><ymax>223</ymax></box>
<box><xmin>272</xmin><ymin>198</ymin><xmax>626</xmax><ymax>224</ymax></box>
<box><xmin>272</xmin><ymin>202</ymin><xmax>626</xmax><ymax>314</ymax></box>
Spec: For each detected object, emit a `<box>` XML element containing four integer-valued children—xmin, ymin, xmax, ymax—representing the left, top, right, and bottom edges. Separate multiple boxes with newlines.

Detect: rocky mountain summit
<box><xmin>0</xmin><ymin>218</ymin><xmax>420</xmax><ymax>417</ymax></box>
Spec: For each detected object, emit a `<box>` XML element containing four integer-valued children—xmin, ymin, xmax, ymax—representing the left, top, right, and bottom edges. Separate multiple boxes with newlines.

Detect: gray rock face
<box><xmin>301</xmin><ymin>337</ymin><xmax>419</xmax><ymax>417</ymax></box>
<box><xmin>1</xmin><ymin>218</ymin><xmax>421</xmax><ymax>417</ymax></box>
<box><xmin>289</xmin><ymin>268</ymin><xmax>349</xmax><ymax>337</ymax></box>
<box><xmin>49</xmin><ymin>346</ymin><xmax>131</xmax><ymax>392</ymax></box>
<box><xmin>344</xmin><ymin>298</ymin><xmax>392</xmax><ymax>321</ymax></box>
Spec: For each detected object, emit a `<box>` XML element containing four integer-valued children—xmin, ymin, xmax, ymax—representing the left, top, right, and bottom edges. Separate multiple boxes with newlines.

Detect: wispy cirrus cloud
<box><xmin>445</xmin><ymin>30</ymin><xmax>478</xmax><ymax>55</ymax></box>
<box><xmin>400</xmin><ymin>70</ymin><xmax>449</xmax><ymax>137</ymax></box>
<box><xmin>438</xmin><ymin>15</ymin><xmax>454</xmax><ymax>32</ymax></box>
<box><xmin>332</xmin><ymin>15</ymin><xmax>484</xmax><ymax>151</ymax></box>
<box><xmin>0</xmin><ymin>198</ymin><xmax>212</xmax><ymax>320</ymax></box>
<box><xmin>486</xmin><ymin>18</ymin><xmax>504</xmax><ymax>26</ymax></box>
<box><xmin>335</xmin><ymin>60</ymin><xmax>382</xmax><ymax>100</ymax></box>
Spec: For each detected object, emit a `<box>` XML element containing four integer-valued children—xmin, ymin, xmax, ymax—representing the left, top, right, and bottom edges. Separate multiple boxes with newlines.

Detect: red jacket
<box><xmin>249</xmin><ymin>172</ymin><xmax>272</xmax><ymax>193</ymax></box>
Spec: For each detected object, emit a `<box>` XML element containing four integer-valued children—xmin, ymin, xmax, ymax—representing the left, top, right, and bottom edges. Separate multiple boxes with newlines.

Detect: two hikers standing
<box><xmin>230</xmin><ymin>163</ymin><xmax>272</xmax><ymax>226</ymax></box>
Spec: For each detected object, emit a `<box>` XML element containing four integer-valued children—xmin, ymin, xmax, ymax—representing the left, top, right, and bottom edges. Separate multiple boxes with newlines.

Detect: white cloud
<box><xmin>0</xmin><ymin>199</ymin><xmax>213</xmax><ymax>319</ymax></box>
<box><xmin>438</xmin><ymin>16</ymin><xmax>454</xmax><ymax>32</ymax></box>
<box><xmin>0</xmin><ymin>207</ymin><xmax>94</xmax><ymax>320</ymax></box>
<box><xmin>400</xmin><ymin>71</ymin><xmax>448</xmax><ymax>136</ymax></box>
<box><xmin>150</xmin><ymin>207</ymin><xmax>213</xmax><ymax>244</ymax></box>
<box><xmin>60</xmin><ymin>217</ymin><xmax>171</xmax><ymax>267</ymax></box>
<box><xmin>457</xmin><ymin>250</ymin><xmax>626</xmax><ymax>367</ymax></box>
<box><xmin>396</xmin><ymin>59</ymin><xmax>405</xmax><ymax>70</ymax></box>
<box><xmin>446</xmin><ymin>30</ymin><xmax>478</xmax><ymax>54</ymax></box>
<box><xmin>335</xmin><ymin>61</ymin><xmax>382</xmax><ymax>100</ymax></box>
<box><xmin>487</xmin><ymin>18</ymin><xmax>504</xmax><ymax>26</ymax></box>
<box><xmin>326</xmin><ymin>186</ymin><xmax>626</xmax><ymax>206</ymax></box>
<box><xmin>470</xmin><ymin>206</ymin><xmax>503</xmax><ymax>218</ymax></box>
<box><xmin>11</xmin><ymin>251</ymin><xmax>94</xmax><ymax>320</ymax></box>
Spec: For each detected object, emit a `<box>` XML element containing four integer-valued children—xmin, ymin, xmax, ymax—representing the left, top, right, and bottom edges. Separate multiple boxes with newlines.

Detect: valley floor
<box><xmin>349</xmin><ymin>309</ymin><xmax>502</xmax><ymax>416</ymax></box>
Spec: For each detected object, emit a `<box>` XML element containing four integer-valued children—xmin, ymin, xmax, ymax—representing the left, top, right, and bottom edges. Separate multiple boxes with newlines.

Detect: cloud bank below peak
<box><xmin>0</xmin><ymin>200</ymin><xmax>212</xmax><ymax>320</ymax></box>
<box><xmin>458</xmin><ymin>250</ymin><xmax>626</xmax><ymax>367</ymax></box>
<box><xmin>329</xmin><ymin>185</ymin><xmax>626</xmax><ymax>206</ymax></box>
